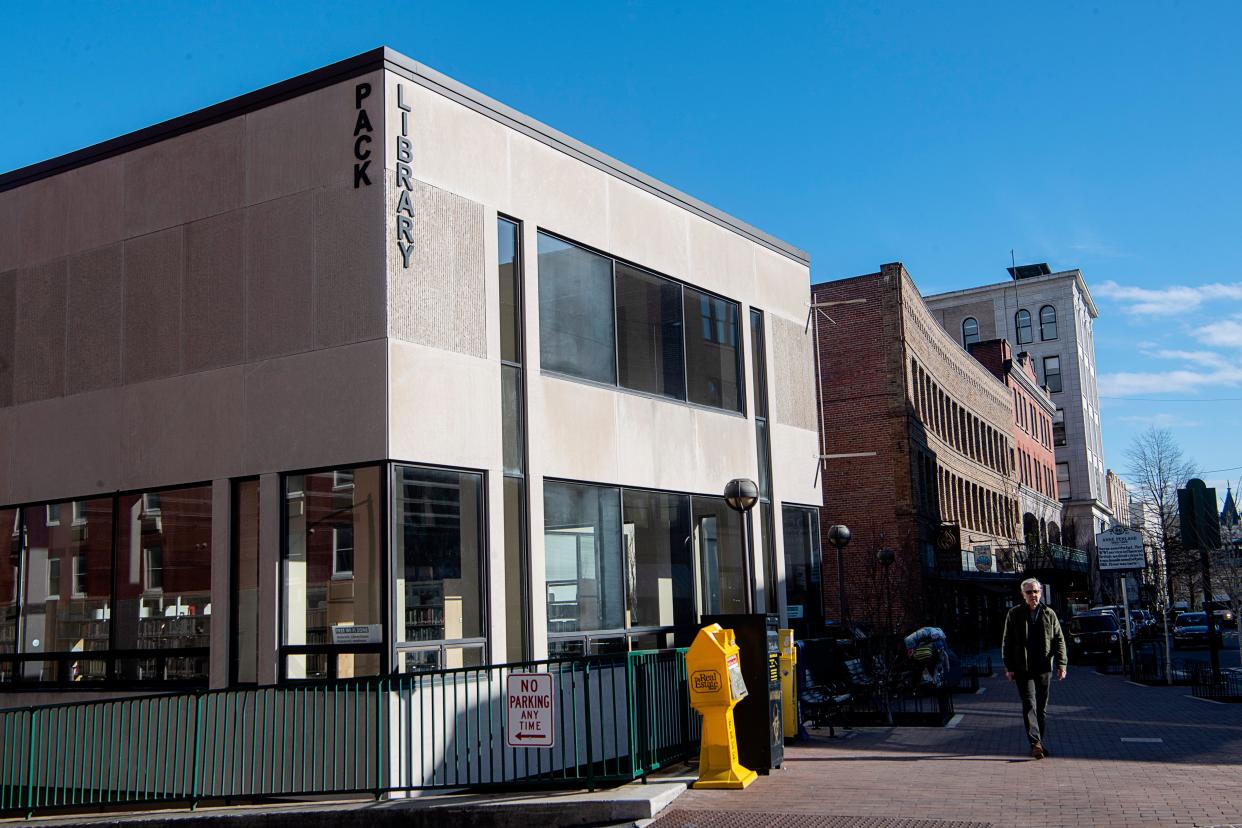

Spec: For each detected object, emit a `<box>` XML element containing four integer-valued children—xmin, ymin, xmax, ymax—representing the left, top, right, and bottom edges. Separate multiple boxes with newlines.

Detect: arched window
<box><xmin>1015</xmin><ymin>309</ymin><xmax>1033</xmax><ymax>345</ymax></box>
<box><xmin>1040</xmin><ymin>305</ymin><xmax>1057</xmax><ymax>340</ymax></box>
<box><xmin>962</xmin><ymin>317</ymin><xmax>979</xmax><ymax>347</ymax></box>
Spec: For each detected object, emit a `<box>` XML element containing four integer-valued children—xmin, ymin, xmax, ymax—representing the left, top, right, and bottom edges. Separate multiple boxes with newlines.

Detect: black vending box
<box><xmin>701</xmin><ymin>613</ymin><xmax>783</xmax><ymax>772</ymax></box>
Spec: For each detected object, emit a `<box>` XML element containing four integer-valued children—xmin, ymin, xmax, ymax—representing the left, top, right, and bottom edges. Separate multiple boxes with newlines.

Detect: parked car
<box><xmin>1067</xmin><ymin>613</ymin><xmax>1125</xmax><ymax>660</ymax></box>
<box><xmin>1172</xmin><ymin>612</ymin><xmax>1221</xmax><ymax>649</ymax></box>
<box><xmin>1085</xmin><ymin>605</ymin><xmax>1138</xmax><ymax>638</ymax></box>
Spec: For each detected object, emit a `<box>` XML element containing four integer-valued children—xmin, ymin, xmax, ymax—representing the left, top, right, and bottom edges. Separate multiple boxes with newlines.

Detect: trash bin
<box><xmin>702</xmin><ymin>613</ymin><xmax>783</xmax><ymax>772</ymax></box>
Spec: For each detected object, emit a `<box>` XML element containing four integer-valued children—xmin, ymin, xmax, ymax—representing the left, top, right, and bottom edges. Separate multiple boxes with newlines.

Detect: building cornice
<box><xmin>0</xmin><ymin>46</ymin><xmax>809</xmax><ymax>266</ymax></box>
<box><xmin>925</xmin><ymin>269</ymin><xmax>1099</xmax><ymax>319</ymax></box>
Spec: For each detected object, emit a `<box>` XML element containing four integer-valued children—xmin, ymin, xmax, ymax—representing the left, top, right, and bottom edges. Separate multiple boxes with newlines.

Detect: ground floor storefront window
<box><xmin>543</xmin><ymin>479</ymin><xmax>746</xmax><ymax>655</ymax></box>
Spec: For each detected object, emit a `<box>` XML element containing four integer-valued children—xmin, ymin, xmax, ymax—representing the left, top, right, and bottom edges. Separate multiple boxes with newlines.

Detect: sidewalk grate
<box><xmin>652</xmin><ymin>810</ymin><xmax>991</xmax><ymax>828</ymax></box>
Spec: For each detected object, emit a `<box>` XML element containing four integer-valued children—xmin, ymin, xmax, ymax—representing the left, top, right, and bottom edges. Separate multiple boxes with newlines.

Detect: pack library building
<box><xmin>0</xmin><ymin>48</ymin><xmax>822</xmax><ymax>704</ymax></box>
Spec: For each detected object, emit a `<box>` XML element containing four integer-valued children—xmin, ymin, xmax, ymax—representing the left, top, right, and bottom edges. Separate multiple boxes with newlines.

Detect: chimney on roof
<box><xmin>1007</xmin><ymin>263</ymin><xmax>1052</xmax><ymax>280</ymax></box>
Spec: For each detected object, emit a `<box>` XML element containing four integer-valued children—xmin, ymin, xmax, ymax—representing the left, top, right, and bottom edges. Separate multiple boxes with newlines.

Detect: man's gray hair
<box><xmin>1020</xmin><ymin>577</ymin><xmax>1042</xmax><ymax>592</ymax></box>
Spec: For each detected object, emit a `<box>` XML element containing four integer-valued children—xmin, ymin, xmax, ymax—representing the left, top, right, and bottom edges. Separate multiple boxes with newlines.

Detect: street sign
<box><xmin>1096</xmin><ymin>525</ymin><xmax>1145</xmax><ymax>570</ymax></box>
<box><xmin>506</xmin><ymin>672</ymin><xmax>554</xmax><ymax>748</ymax></box>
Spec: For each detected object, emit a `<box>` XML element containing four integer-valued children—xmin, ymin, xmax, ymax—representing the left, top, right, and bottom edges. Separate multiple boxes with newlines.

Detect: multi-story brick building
<box><xmin>1106</xmin><ymin>470</ymin><xmax>1131</xmax><ymax>528</ymax></box>
<box><xmin>813</xmin><ymin>263</ymin><xmax>1021</xmax><ymax>646</ymax></box>
<box><xmin>924</xmin><ymin>264</ymin><xmax>1112</xmax><ymax>598</ymax></box>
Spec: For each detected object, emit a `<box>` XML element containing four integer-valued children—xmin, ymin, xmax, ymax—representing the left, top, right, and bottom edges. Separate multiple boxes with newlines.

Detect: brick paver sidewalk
<box><xmin>655</xmin><ymin>661</ymin><xmax>1242</xmax><ymax>828</ymax></box>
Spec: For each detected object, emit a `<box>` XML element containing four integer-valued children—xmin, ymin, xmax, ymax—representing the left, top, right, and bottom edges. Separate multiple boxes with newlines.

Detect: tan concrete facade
<box><xmin>0</xmin><ymin>49</ymin><xmax>820</xmax><ymax>701</ymax></box>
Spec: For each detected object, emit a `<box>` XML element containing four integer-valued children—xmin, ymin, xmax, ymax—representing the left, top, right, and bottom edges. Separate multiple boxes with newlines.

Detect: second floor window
<box><xmin>1040</xmin><ymin>305</ymin><xmax>1058</xmax><ymax>340</ymax></box>
<box><xmin>1015</xmin><ymin>309</ymin><xmax>1033</xmax><ymax>345</ymax></box>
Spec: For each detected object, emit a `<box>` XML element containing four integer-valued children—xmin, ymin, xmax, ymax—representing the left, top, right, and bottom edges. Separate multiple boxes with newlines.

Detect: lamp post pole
<box><xmin>725</xmin><ymin>478</ymin><xmax>760</xmax><ymax>614</ymax></box>
<box><xmin>827</xmin><ymin>525</ymin><xmax>852</xmax><ymax>624</ymax></box>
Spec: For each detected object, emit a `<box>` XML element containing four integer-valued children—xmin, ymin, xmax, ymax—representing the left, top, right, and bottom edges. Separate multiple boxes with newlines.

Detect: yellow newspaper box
<box><xmin>779</xmin><ymin>629</ymin><xmax>798</xmax><ymax>739</ymax></box>
<box><xmin>686</xmin><ymin>624</ymin><xmax>757</xmax><ymax>789</ymax></box>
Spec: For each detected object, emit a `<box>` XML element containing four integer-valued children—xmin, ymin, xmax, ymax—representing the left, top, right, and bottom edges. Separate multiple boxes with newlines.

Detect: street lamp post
<box><xmin>725</xmin><ymin>478</ymin><xmax>760</xmax><ymax>613</ymax></box>
<box><xmin>827</xmin><ymin>524</ymin><xmax>852</xmax><ymax>624</ymax></box>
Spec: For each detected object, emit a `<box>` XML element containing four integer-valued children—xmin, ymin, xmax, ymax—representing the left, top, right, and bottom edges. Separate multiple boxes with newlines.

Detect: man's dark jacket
<box><xmin>1002</xmin><ymin>603</ymin><xmax>1068</xmax><ymax>675</ymax></box>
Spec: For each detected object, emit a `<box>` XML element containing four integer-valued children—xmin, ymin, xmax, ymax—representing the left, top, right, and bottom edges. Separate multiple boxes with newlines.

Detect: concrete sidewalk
<box><xmin>655</xmin><ymin>662</ymin><xmax>1242</xmax><ymax>828</ymax></box>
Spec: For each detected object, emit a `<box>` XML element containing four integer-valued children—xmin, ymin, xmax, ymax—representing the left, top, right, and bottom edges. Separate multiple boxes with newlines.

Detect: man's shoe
<box><xmin>1040</xmin><ymin>745</ymin><xmax>1051</xmax><ymax>757</ymax></box>
<box><xmin>1030</xmin><ymin>743</ymin><xmax>1044</xmax><ymax>759</ymax></box>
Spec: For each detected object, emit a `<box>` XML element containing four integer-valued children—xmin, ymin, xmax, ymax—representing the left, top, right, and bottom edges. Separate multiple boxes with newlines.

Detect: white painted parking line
<box><xmin>1125</xmin><ymin>681</ymin><xmax>1151</xmax><ymax>688</ymax></box>
<box><xmin>975</xmin><ymin>687</ymin><xmax>987</xmax><ymax>694</ymax></box>
<box><xmin>1186</xmin><ymin>694</ymin><xmax>1226</xmax><ymax>705</ymax></box>
<box><xmin>1120</xmin><ymin>737</ymin><xmax>1164</xmax><ymax>743</ymax></box>
<box><xmin>945</xmin><ymin>714</ymin><xmax>964</xmax><ymax>728</ymax></box>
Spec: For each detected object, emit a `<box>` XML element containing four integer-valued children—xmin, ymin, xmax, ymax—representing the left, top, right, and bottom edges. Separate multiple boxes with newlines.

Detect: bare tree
<box><xmin>1124</xmin><ymin>427</ymin><xmax>1199</xmax><ymax>610</ymax></box>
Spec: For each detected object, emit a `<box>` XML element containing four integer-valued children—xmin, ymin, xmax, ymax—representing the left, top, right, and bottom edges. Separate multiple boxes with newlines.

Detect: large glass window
<box><xmin>20</xmin><ymin>498</ymin><xmax>113</xmax><ymax>683</ymax></box>
<box><xmin>1015</xmin><ymin>309</ymin><xmax>1033</xmax><ymax>345</ymax></box>
<box><xmin>283</xmin><ymin>466</ymin><xmax>383</xmax><ymax>680</ymax></box>
<box><xmin>537</xmin><ymin>231</ymin><xmax>744</xmax><ymax>414</ymax></box>
<box><xmin>1</xmin><ymin>509</ymin><xmax>19</xmax><ymax>676</ymax></box>
<box><xmin>685</xmin><ymin>288</ymin><xmax>744</xmax><ymax>412</ymax></box>
<box><xmin>537</xmin><ymin>234</ymin><xmax>616</xmax><ymax>384</ymax></box>
<box><xmin>615</xmin><ymin>263</ymin><xmax>686</xmax><ymax>400</ymax></box>
<box><xmin>782</xmin><ymin>507</ymin><xmax>822</xmax><ymax>640</ymax></box>
<box><xmin>233</xmin><ymin>479</ymin><xmax>260</xmax><ymax>684</ymax></box>
<box><xmin>691</xmin><ymin>496</ymin><xmax>748</xmax><ymax>615</ymax></box>
<box><xmin>393</xmin><ymin>465</ymin><xmax>486</xmax><ymax>672</ymax></box>
<box><xmin>962</xmin><ymin>317</ymin><xmax>979</xmax><ymax>347</ymax></box>
<box><xmin>622</xmin><ymin>490</ymin><xmax>693</xmax><ymax>631</ymax></box>
<box><xmin>544</xmin><ymin>481</ymin><xmax>625</xmax><ymax>637</ymax></box>
<box><xmin>1040</xmin><ymin>305</ymin><xmax>1058</xmax><ymax>341</ymax></box>
<box><xmin>114</xmin><ymin>486</ymin><xmax>212</xmax><ymax>682</ymax></box>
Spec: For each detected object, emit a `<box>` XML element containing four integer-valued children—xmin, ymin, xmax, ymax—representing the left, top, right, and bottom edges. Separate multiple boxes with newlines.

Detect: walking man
<box><xmin>1002</xmin><ymin>577</ymin><xmax>1067</xmax><ymax>759</ymax></box>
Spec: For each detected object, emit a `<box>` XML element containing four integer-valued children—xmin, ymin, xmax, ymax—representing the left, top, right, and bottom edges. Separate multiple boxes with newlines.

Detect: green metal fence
<box><xmin>0</xmin><ymin>649</ymin><xmax>698</xmax><ymax>817</ymax></box>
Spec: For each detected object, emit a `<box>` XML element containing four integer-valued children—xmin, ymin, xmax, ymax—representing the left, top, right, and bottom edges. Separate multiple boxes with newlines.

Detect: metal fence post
<box><xmin>190</xmin><ymin>693</ymin><xmax>203</xmax><ymax>811</ymax></box>
<box><xmin>24</xmin><ymin>707</ymin><xmax>37</xmax><ymax>818</ymax></box>
<box><xmin>582</xmin><ymin>660</ymin><xmax>594</xmax><ymax>792</ymax></box>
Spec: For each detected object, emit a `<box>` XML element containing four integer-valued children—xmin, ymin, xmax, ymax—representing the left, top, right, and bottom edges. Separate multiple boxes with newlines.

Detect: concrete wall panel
<box><xmin>754</xmin><ymin>247</ymin><xmax>811</xmax><ymax>326</ymax></box>
<box><xmin>14</xmin><ymin>260</ymin><xmax>67</xmax><ymax>403</ymax></box>
<box><xmin>66</xmin><ymin>244</ymin><xmax>124</xmax><ymax>395</ymax></box>
<box><xmin>688</xmin><ymin>218</ymin><xmax>755</xmax><ymax>309</ymax></box>
<box><xmin>119</xmin><ymin>367</ymin><xmax>245</xmax><ymax>490</ymax></box>
<box><xmin>125</xmin><ymin>120</ymin><xmax>244</xmax><ymax>237</ymax></box>
<box><xmin>606</xmin><ymin>178</ymin><xmax>689</xmax><ymax>282</ymax></box>
<box><xmin>613</xmin><ymin>393</ymin><xmax>699</xmax><ymax>493</ymax></box>
<box><xmin>13</xmin><ymin>175</ymin><xmax>65</xmax><ymax>269</ymax></box>
<box><xmin>243</xmin><ymin>339</ymin><xmax>387</xmax><ymax>474</ymax></box>
<box><xmin>0</xmin><ymin>409</ymin><xmax>11</xmax><ymax>504</ymax></box>
<box><xmin>64</xmin><ymin>156</ymin><xmax>126</xmax><ymax>257</ymax></box>
<box><xmin>387</xmin><ymin>176</ymin><xmax>486</xmax><ymax>356</ymax></box>
<box><xmin>770</xmin><ymin>314</ymin><xmax>817</xmax><ymax>431</ymax></box>
<box><xmin>531</xmin><ymin>376</ymin><xmax>620</xmax><ymax>484</ymax></box>
<box><xmin>0</xmin><ymin>270</ymin><xmax>13</xmax><ymax>408</ymax></box>
<box><xmin>123</xmin><ymin>227</ymin><xmax>183</xmax><ymax>383</ymax></box>
<box><xmin>0</xmin><ymin>191</ymin><xmax>16</xmax><ymax>271</ymax></box>
<box><xmin>392</xmin><ymin>77</ymin><xmax>510</xmax><ymax>210</ymax></box>
<box><xmin>183</xmin><ymin>211</ymin><xmax>245</xmax><ymax>372</ymax></box>
<box><xmin>690</xmin><ymin>409</ymin><xmax>755</xmax><ymax>495</ymax></box>
<box><xmin>244</xmin><ymin>191</ymin><xmax>314</xmax><ymax>360</ymax></box>
<box><xmin>507</xmin><ymin>137</ymin><xmax>609</xmax><ymax>253</ymax></box>
<box><xmin>315</xmin><ymin>181</ymin><xmax>386</xmax><ymax>348</ymax></box>
<box><xmin>388</xmin><ymin>340</ymin><xmax>499</xmax><ymax>471</ymax></box>
<box><xmin>7</xmin><ymin>387</ymin><xmax>124</xmax><ymax>503</ymax></box>
<box><xmin>245</xmin><ymin>74</ymin><xmax>377</xmax><ymax>204</ymax></box>
<box><xmin>771</xmin><ymin>423</ymin><xmax>821</xmax><ymax>507</ymax></box>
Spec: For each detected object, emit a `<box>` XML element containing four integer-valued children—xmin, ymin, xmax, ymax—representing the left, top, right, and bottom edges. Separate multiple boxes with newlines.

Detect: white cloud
<box><xmin>1117</xmin><ymin>413</ymin><xmax>1200</xmax><ymax>428</ymax></box>
<box><xmin>1146</xmin><ymin>349</ymin><xmax>1234</xmax><ymax>370</ymax></box>
<box><xmin>1095</xmin><ymin>280</ymin><xmax>1242</xmax><ymax>317</ymax></box>
<box><xmin>1196</xmin><ymin>319</ymin><xmax>1242</xmax><ymax>349</ymax></box>
<box><xmin>1098</xmin><ymin>364</ymin><xmax>1242</xmax><ymax>396</ymax></box>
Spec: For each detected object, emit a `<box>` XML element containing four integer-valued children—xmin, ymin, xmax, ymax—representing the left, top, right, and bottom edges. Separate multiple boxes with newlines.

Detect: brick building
<box><xmin>813</xmin><ymin>263</ymin><xmax>1021</xmax><ymax>647</ymax></box>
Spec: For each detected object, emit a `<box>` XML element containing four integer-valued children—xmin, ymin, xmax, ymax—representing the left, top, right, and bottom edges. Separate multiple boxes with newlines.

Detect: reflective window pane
<box><xmin>503</xmin><ymin>477</ymin><xmax>528</xmax><ymax>663</ymax></box>
<box><xmin>233</xmin><ymin>480</ymin><xmax>260</xmax><ymax>684</ymax></box>
<box><xmin>684</xmin><ymin>288</ymin><xmax>743</xmax><ymax>412</ymax></box>
<box><xmin>499</xmin><ymin>218</ymin><xmax>522</xmax><ymax>364</ymax></box>
<box><xmin>615</xmin><ymin>264</ymin><xmax>685</xmax><ymax>400</ymax></box>
<box><xmin>782</xmin><ymin>506</ymin><xmax>822</xmax><ymax>637</ymax></box>
<box><xmin>537</xmin><ymin>233</ymin><xmax>616</xmax><ymax>384</ymax></box>
<box><xmin>622</xmin><ymin>489</ymin><xmax>693</xmax><ymax>630</ymax></box>
<box><xmin>1</xmin><ymin>509</ymin><xmax>19</xmax><ymax>657</ymax></box>
<box><xmin>283</xmin><ymin>466</ymin><xmax>383</xmax><ymax>680</ymax></box>
<box><xmin>393</xmin><ymin>465</ymin><xmax>485</xmax><ymax>645</ymax></box>
<box><xmin>544</xmin><ymin>481</ymin><xmax>624</xmax><ymax>634</ymax></box>
<box><xmin>21</xmin><ymin>498</ymin><xmax>113</xmax><ymax>682</ymax></box>
<box><xmin>115</xmin><ymin>487</ymin><xmax>212</xmax><ymax>682</ymax></box>
<box><xmin>502</xmin><ymin>365</ymin><xmax>525</xmax><ymax>475</ymax></box>
<box><xmin>690</xmin><ymin>496</ymin><xmax>747</xmax><ymax>614</ymax></box>
<box><xmin>749</xmin><ymin>309</ymin><xmax>768</xmax><ymax>418</ymax></box>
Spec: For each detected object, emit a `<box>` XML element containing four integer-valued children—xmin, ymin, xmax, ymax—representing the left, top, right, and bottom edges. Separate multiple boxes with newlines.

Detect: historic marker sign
<box><xmin>506</xmin><ymin>673</ymin><xmax>554</xmax><ymax>748</ymax></box>
<box><xmin>1096</xmin><ymin>525</ymin><xmax>1146</xmax><ymax>571</ymax></box>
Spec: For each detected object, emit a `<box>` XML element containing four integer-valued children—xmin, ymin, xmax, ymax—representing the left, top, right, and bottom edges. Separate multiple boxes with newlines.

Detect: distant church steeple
<box><xmin>1223</xmin><ymin>485</ymin><xmax>1240</xmax><ymax>530</ymax></box>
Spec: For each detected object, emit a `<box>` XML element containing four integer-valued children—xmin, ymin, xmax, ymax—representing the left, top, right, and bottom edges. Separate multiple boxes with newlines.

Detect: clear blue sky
<box><xmin>3</xmin><ymin>2</ymin><xmax>1240</xmax><ymax>505</ymax></box>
